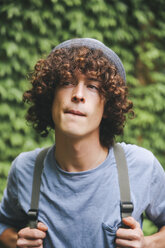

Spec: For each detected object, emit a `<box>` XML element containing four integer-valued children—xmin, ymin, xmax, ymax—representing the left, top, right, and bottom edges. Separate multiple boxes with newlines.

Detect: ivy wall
<box><xmin>1</xmin><ymin>0</ymin><xmax>165</xmax><ymax>235</ymax></box>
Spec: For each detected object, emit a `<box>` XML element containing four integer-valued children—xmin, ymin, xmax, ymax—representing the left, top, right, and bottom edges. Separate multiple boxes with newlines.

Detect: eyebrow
<box><xmin>87</xmin><ymin>77</ymin><xmax>101</xmax><ymax>83</ymax></box>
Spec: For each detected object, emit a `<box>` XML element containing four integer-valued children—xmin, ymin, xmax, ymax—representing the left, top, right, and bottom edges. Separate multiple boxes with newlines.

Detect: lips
<box><xmin>64</xmin><ymin>109</ymin><xmax>86</xmax><ymax>116</ymax></box>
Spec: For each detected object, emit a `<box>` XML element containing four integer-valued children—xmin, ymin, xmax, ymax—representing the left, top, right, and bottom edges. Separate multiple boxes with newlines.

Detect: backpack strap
<box><xmin>28</xmin><ymin>147</ymin><xmax>50</xmax><ymax>228</ymax></box>
<box><xmin>28</xmin><ymin>144</ymin><xmax>133</xmax><ymax>228</ymax></box>
<box><xmin>113</xmin><ymin>143</ymin><xmax>134</xmax><ymax>220</ymax></box>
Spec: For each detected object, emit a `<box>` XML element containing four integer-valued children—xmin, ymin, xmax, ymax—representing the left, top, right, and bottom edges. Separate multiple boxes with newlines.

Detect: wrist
<box><xmin>143</xmin><ymin>226</ymin><xmax>165</xmax><ymax>248</ymax></box>
<box><xmin>144</xmin><ymin>236</ymin><xmax>155</xmax><ymax>248</ymax></box>
<box><xmin>0</xmin><ymin>228</ymin><xmax>18</xmax><ymax>248</ymax></box>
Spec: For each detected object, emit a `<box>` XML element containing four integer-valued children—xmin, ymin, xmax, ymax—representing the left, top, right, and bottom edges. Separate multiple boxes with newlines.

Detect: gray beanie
<box><xmin>52</xmin><ymin>38</ymin><xmax>126</xmax><ymax>83</ymax></box>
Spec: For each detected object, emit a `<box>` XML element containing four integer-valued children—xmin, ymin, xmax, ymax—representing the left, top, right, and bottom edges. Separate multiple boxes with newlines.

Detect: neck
<box><xmin>54</xmin><ymin>131</ymin><xmax>108</xmax><ymax>172</ymax></box>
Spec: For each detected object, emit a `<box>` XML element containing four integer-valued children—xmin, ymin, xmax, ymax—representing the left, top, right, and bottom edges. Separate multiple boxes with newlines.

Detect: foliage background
<box><xmin>1</xmin><ymin>0</ymin><xmax>165</xmax><ymax>236</ymax></box>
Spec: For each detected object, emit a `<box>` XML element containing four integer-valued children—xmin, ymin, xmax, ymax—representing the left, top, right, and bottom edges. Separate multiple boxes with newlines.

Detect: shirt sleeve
<box><xmin>145</xmin><ymin>157</ymin><xmax>165</xmax><ymax>228</ymax></box>
<box><xmin>0</xmin><ymin>157</ymin><xmax>28</xmax><ymax>234</ymax></box>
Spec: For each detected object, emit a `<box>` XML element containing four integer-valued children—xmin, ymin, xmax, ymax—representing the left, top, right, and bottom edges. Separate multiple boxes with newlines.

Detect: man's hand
<box><xmin>115</xmin><ymin>217</ymin><xmax>146</xmax><ymax>248</ymax></box>
<box><xmin>17</xmin><ymin>222</ymin><xmax>48</xmax><ymax>248</ymax></box>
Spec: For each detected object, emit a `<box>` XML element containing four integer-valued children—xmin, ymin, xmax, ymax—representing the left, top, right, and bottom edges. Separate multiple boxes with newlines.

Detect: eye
<box><xmin>87</xmin><ymin>78</ymin><xmax>100</xmax><ymax>91</ymax></box>
<box><xmin>87</xmin><ymin>84</ymin><xmax>99</xmax><ymax>91</ymax></box>
<box><xmin>61</xmin><ymin>81</ymin><xmax>73</xmax><ymax>87</ymax></box>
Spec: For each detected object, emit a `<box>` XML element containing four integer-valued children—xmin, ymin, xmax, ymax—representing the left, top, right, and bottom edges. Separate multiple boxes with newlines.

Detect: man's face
<box><xmin>52</xmin><ymin>71</ymin><xmax>105</xmax><ymax>140</ymax></box>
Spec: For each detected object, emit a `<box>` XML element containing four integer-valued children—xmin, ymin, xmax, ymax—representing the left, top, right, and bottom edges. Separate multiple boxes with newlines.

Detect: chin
<box><xmin>63</xmin><ymin>130</ymin><xmax>85</xmax><ymax>138</ymax></box>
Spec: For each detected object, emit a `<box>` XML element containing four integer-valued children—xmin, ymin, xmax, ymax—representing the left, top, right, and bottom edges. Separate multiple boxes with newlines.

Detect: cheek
<box><xmin>97</xmin><ymin>109</ymin><xmax>104</xmax><ymax>124</ymax></box>
<box><xmin>92</xmin><ymin>100</ymin><xmax>105</xmax><ymax>123</ymax></box>
<box><xmin>98</xmin><ymin>98</ymin><xmax>105</xmax><ymax>114</ymax></box>
<box><xmin>51</xmin><ymin>93</ymin><xmax>67</xmax><ymax>126</ymax></box>
<box><xmin>52</xmin><ymin>98</ymin><xmax>60</xmax><ymax>123</ymax></box>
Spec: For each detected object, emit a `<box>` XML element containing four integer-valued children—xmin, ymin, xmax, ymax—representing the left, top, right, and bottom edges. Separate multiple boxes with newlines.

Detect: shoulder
<box><xmin>9</xmin><ymin>147</ymin><xmax>51</xmax><ymax>182</ymax></box>
<box><xmin>118</xmin><ymin>142</ymin><xmax>165</xmax><ymax>188</ymax></box>
<box><xmin>13</xmin><ymin>148</ymin><xmax>42</xmax><ymax>171</ymax></box>
<box><xmin>120</xmin><ymin>142</ymin><xmax>153</xmax><ymax>158</ymax></box>
<box><xmin>118</xmin><ymin>143</ymin><xmax>165</xmax><ymax>226</ymax></box>
<box><xmin>120</xmin><ymin>142</ymin><xmax>155</xmax><ymax>168</ymax></box>
<box><xmin>118</xmin><ymin>142</ymin><xmax>163</xmax><ymax>183</ymax></box>
<box><xmin>7</xmin><ymin>146</ymin><xmax>53</xmax><ymax>200</ymax></box>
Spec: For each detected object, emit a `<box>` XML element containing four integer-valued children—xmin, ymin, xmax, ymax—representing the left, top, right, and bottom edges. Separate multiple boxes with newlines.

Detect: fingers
<box><xmin>37</xmin><ymin>222</ymin><xmax>48</xmax><ymax>232</ymax></box>
<box><xmin>115</xmin><ymin>217</ymin><xmax>144</xmax><ymax>248</ymax></box>
<box><xmin>122</xmin><ymin>216</ymin><xmax>140</xmax><ymax>229</ymax></box>
<box><xmin>17</xmin><ymin>222</ymin><xmax>48</xmax><ymax>248</ymax></box>
<box><xmin>116</xmin><ymin>238</ymin><xmax>140</xmax><ymax>247</ymax></box>
<box><xmin>18</xmin><ymin>227</ymin><xmax>46</xmax><ymax>240</ymax></box>
<box><xmin>116</xmin><ymin>227</ymin><xmax>143</xmax><ymax>240</ymax></box>
<box><xmin>17</xmin><ymin>237</ymin><xmax>43</xmax><ymax>247</ymax></box>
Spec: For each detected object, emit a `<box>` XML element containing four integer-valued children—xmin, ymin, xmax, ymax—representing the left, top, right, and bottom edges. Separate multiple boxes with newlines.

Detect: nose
<box><xmin>71</xmin><ymin>83</ymin><xmax>85</xmax><ymax>103</ymax></box>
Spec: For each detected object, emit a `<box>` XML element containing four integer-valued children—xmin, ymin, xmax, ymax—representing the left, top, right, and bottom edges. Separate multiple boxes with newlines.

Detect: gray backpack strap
<box><xmin>28</xmin><ymin>147</ymin><xmax>50</xmax><ymax>228</ymax></box>
<box><xmin>28</xmin><ymin>144</ymin><xmax>133</xmax><ymax>228</ymax></box>
<box><xmin>113</xmin><ymin>143</ymin><xmax>134</xmax><ymax>220</ymax></box>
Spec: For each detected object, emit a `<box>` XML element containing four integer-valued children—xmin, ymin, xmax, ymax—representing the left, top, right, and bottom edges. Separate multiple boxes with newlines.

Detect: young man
<box><xmin>0</xmin><ymin>38</ymin><xmax>165</xmax><ymax>248</ymax></box>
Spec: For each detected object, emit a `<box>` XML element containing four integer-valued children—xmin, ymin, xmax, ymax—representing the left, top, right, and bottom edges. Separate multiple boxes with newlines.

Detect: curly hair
<box><xmin>23</xmin><ymin>46</ymin><xmax>133</xmax><ymax>148</ymax></box>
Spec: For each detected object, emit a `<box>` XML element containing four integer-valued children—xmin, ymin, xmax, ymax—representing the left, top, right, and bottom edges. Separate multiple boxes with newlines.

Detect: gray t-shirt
<box><xmin>0</xmin><ymin>143</ymin><xmax>165</xmax><ymax>247</ymax></box>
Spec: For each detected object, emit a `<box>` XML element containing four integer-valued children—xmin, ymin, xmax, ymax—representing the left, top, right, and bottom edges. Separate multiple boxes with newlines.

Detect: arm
<box><xmin>144</xmin><ymin>225</ymin><xmax>165</xmax><ymax>248</ymax></box>
<box><xmin>0</xmin><ymin>228</ymin><xmax>17</xmax><ymax>248</ymax></box>
<box><xmin>0</xmin><ymin>151</ymin><xmax>41</xmax><ymax>247</ymax></box>
<box><xmin>116</xmin><ymin>217</ymin><xmax>165</xmax><ymax>248</ymax></box>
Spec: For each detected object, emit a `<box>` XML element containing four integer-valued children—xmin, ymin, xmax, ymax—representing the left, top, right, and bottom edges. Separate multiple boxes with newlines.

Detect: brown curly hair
<box><xmin>23</xmin><ymin>46</ymin><xmax>133</xmax><ymax>148</ymax></box>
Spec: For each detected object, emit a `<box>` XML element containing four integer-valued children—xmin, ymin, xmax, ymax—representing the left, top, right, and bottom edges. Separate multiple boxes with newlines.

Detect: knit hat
<box><xmin>52</xmin><ymin>38</ymin><xmax>126</xmax><ymax>83</ymax></box>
